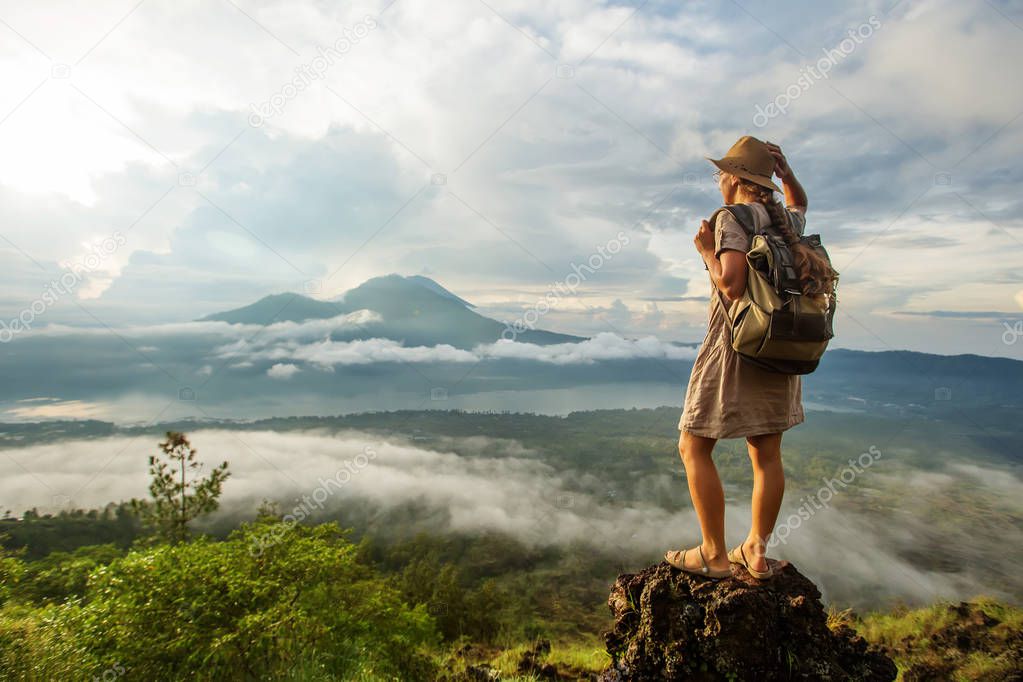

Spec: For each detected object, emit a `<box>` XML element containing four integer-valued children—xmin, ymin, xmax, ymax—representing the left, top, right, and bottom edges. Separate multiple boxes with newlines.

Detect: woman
<box><xmin>664</xmin><ymin>135</ymin><xmax>836</xmax><ymax>580</ymax></box>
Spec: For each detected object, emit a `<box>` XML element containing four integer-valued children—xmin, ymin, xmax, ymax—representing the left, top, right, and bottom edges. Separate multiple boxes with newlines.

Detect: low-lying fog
<box><xmin>3</xmin><ymin>429</ymin><xmax>1020</xmax><ymax>609</ymax></box>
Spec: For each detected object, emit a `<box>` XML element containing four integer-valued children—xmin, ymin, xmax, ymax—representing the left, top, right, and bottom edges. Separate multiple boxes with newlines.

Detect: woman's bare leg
<box><xmin>742</xmin><ymin>432</ymin><xmax>785</xmax><ymax>572</ymax></box>
<box><xmin>673</xmin><ymin>430</ymin><xmax>729</xmax><ymax>571</ymax></box>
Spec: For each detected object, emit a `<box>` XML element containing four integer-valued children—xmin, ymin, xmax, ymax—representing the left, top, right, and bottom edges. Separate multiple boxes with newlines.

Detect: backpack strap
<box><xmin>704</xmin><ymin>204</ymin><xmax>803</xmax><ymax>315</ymax></box>
<box><xmin>771</xmin><ymin>237</ymin><xmax>802</xmax><ymax>294</ymax></box>
<box><xmin>705</xmin><ymin>205</ymin><xmax>758</xmax><ymax>319</ymax></box>
<box><xmin>703</xmin><ymin>205</ymin><xmax>757</xmax><ymax>273</ymax></box>
<box><xmin>708</xmin><ymin>204</ymin><xmax>757</xmax><ymax>237</ymax></box>
<box><xmin>716</xmin><ymin>203</ymin><xmax>802</xmax><ymax>294</ymax></box>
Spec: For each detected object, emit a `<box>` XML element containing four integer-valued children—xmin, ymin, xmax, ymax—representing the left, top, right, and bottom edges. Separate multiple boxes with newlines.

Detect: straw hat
<box><xmin>707</xmin><ymin>135</ymin><xmax>782</xmax><ymax>193</ymax></box>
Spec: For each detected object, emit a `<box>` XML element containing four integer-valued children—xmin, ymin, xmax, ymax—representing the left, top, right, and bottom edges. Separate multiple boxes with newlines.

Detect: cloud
<box><xmin>0</xmin><ymin>0</ymin><xmax>1020</xmax><ymax>355</ymax></box>
<box><xmin>19</xmin><ymin>309</ymin><xmax>380</xmax><ymax>341</ymax></box>
<box><xmin>893</xmin><ymin>310</ymin><xmax>1019</xmax><ymax>320</ymax></box>
<box><xmin>476</xmin><ymin>332</ymin><xmax>697</xmax><ymax>364</ymax></box>
<box><xmin>266</xmin><ymin>363</ymin><xmax>300</xmax><ymax>379</ymax></box>
<box><xmin>3</xmin><ymin>399</ymin><xmax>108</xmax><ymax>420</ymax></box>
<box><xmin>206</xmin><ymin>323</ymin><xmax>696</xmax><ymax>367</ymax></box>
<box><xmin>299</xmin><ymin>339</ymin><xmax>475</xmax><ymax>365</ymax></box>
<box><xmin>15</xmin><ymin>309</ymin><xmax>695</xmax><ymax>369</ymax></box>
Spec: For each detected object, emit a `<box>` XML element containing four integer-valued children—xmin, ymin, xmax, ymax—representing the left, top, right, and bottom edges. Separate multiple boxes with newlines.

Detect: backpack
<box><xmin>708</xmin><ymin>204</ymin><xmax>837</xmax><ymax>375</ymax></box>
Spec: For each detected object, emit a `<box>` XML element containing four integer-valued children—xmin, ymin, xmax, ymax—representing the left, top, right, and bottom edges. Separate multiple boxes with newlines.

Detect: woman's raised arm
<box><xmin>765</xmin><ymin>142</ymin><xmax>807</xmax><ymax>211</ymax></box>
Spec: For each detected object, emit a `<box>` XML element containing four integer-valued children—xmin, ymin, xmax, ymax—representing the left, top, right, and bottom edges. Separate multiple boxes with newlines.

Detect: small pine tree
<box><xmin>131</xmin><ymin>432</ymin><xmax>229</xmax><ymax>544</ymax></box>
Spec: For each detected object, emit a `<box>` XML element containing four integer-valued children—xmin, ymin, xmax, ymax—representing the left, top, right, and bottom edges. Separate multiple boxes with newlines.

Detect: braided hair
<box><xmin>736</xmin><ymin>178</ymin><xmax>838</xmax><ymax>298</ymax></box>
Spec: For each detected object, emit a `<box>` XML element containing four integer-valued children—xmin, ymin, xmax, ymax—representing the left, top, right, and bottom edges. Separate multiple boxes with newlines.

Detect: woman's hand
<box><xmin>765</xmin><ymin>140</ymin><xmax>808</xmax><ymax>209</ymax></box>
<box><xmin>694</xmin><ymin>219</ymin><xmax>715</xmax><ymax>258</ymax></box>
<box><xmin>765</xmin><ymin>141</ymin><xmax>791</xmax><ymax>181</ymax></box>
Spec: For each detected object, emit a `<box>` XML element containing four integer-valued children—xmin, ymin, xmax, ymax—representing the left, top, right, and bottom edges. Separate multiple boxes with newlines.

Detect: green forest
<box><xmin>2</xmin><ymin>407</ymin><xmax>1021</xmax><ymax>680</ymax></box>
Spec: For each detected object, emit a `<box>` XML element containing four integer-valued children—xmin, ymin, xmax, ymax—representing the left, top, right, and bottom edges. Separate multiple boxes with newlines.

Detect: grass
<box><xmin>848</xmin><ymin>597</ymin><xmax>1023</xmax><ymax>681</ymax></box>
<box><xmin>437</xmin><ymin>635</ymin><xmax>610</xmax><ymax>680</ymax></box>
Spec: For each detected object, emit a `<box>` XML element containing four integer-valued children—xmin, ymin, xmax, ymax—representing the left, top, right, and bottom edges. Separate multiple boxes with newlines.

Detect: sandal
<box><xmin>664</xmin><ymin>546</ymin><xmax>732</xmax><ymax>579</ymax></box>
<box><xmin>727</xmin><ymin>544</ymin><xmax>774</xmax><ymax>579</ymax></box>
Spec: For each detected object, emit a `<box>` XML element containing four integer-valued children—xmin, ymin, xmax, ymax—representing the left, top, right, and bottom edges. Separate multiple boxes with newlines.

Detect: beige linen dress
<box><xmin>678</xmin><ymin>202</ymin><xmax>806</xmax><ymax>439</ymax></box>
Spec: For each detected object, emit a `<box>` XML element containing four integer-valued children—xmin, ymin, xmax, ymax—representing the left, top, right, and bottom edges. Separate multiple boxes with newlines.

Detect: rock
<box><xmin>463</xmin><ymin>663</ymin><xmax>502</xmax><ymax>681</ymax></box>
<box><xmin>599</xmin><ymin>560</ymin><xmax>897</xmax><ymax>681</ymax></box>
<box><xmin>517</xmin><ymin>638</ymin><xmax>555</xmax><ymax>679</ymax></box>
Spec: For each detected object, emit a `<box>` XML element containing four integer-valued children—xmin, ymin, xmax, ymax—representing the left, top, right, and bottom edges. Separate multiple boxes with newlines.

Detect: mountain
<box><xmin>200</xmin><ymin>274</ymin><xmax>586</xmax><ymax>349</ymax></box>
<box><xmin>400</xmin><ymin>275</ymin><xmax>475</xmax><ymax>308</ymax></box>
<box><xmin>4</xmin><ymin>274</ymin><xmax>1019</xmax><ymax>429</ymax></box>
<box><xmin>198</xmin><ymin>293</ymin><xmax>341</xmax><ymax>325</ymax></box>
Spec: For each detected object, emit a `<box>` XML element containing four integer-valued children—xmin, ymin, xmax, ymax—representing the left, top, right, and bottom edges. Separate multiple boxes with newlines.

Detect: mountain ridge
<box><xmin>200</xmin><ymin>274</ymin><xmax>586</xmax><ymax>349</ymax></box>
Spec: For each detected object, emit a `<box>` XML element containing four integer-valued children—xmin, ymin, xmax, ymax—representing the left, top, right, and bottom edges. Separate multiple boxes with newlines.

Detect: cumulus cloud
<box><xmin>0</xmin><ymin>1</ymin><xmax>1019</xmax><ymax>354</ymax></box>
<box><xmin>266</xmin><ymin>363</ymin><xmax>300</xmax><ymax>379</ymax></box>
<box><xmin>207</xmin><ymin>324</ymin><xmax>695</xmax><ymax>368</ymax></box>
<box><xmin>476</xmin><ymin>332</ymin><xmax>697</xmax><ymax>364</ymax></box>
<box><xmin>293</xmin><ymin>339</ymin><xmax>476</xmax><ymax>366</ymax></box>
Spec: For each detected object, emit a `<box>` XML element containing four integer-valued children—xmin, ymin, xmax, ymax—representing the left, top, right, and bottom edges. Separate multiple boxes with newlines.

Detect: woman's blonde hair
<box><xmin>736</xmin><ymin>178</ymin><xmax>838</xmax><ymax>298</ymax></box>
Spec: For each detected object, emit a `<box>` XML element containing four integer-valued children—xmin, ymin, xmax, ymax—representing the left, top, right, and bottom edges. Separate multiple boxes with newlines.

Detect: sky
<box><xmin>1</xmin><ymin>0</ymin><xmax>1022</xmax><ymax>358</ymax></box>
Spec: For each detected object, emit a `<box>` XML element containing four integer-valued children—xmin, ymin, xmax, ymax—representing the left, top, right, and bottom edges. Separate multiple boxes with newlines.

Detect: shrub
<box><xmin>0</xmin><ymin>520</ymin><xmax>439</xmax><ymax>681</ymax></box>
